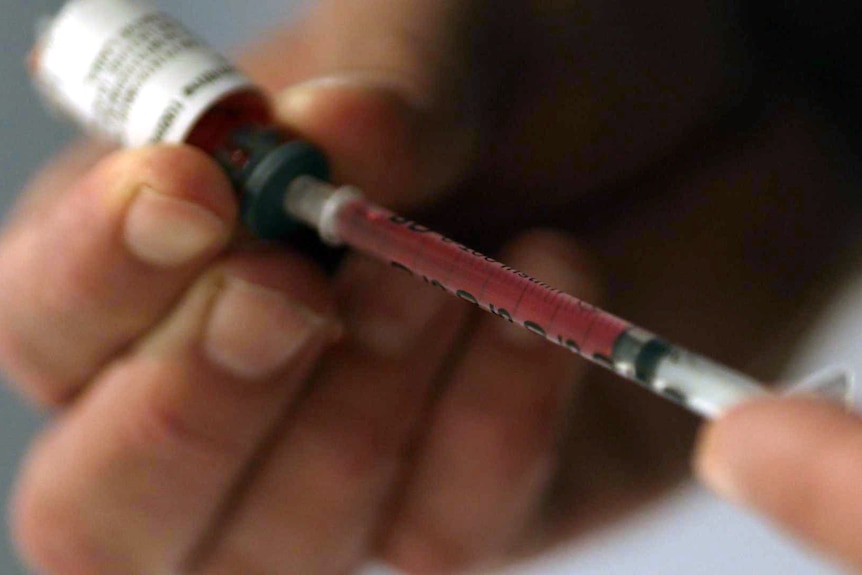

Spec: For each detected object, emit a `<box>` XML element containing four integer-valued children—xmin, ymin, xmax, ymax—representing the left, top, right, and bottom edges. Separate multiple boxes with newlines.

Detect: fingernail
<box><xmin>277</xmin><ymin>74</ymin><xmax>418</xmax><ymax>119</ymax></box>
<box><xmin>124</xmin><ymin>186</ymin><xmax>229</xmax><ymax>267</ymax></box>
<box><xmin>203</xmin><ymin>278</ymin><xmax>335</xmax><ymax>379</ymax></box>
<box><xmin>278</xmin><ymin>77</ymin><xmax>349</xmax><ymax>119</ymax></box>
<box><xmin>342</xmin><ymin>259</ymin><xmax>449</xmax><ymax>357</ymax></box>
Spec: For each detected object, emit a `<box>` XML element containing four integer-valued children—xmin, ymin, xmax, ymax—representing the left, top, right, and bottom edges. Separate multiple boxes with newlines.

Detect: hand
<box><xmin>696</xmin><ymin>398</ymin><xmax>862</xmax><ymax>572</ymax></box>
<box><xmin>0</xmin><ymin>140</ymin><xmax>597</xmax><ymax>575</ymax></box>
<box><xmin>2</xmin><ymin>0</ymin><xmax>858</xmax><ymax>574</ymax></box>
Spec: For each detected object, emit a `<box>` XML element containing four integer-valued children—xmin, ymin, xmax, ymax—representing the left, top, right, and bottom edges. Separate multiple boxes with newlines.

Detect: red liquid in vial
<box><xmin>184</xmin><ymin>90</ymin><xmax>273</xmax><ymax>163</ymax></box>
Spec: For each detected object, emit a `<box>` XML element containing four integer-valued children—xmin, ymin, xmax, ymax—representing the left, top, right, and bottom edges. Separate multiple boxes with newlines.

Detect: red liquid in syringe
<box><xmin>333</xmin><ymin>199</ymin><xmax>633</xmax><ymax>364</ymax></box>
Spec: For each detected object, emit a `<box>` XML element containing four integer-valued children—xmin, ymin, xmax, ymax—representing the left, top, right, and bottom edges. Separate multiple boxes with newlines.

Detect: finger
<box><xmin>238</xmin><ymin>0</ymin><xmax>479</xmax><ymax>207</ymax></box>
<box><xmin>0</xmin><ymin>145</ymin><xmax>236</xmax><ymax>405</ymax></box>
<box><xmin>695</xmin><ymin>398</ymin><xmax>862</xmax><ymax>571</ymax></box>
<box><xmin>4</xmin><ymin>139</ymin><xmax>114</xmax><ymax>229</ymax></box>
<box><xmin>194</xmin><ymin>254</ymin><xmax>470</xmax><ymax>574</ymax></box>
<box><xmin>10</xmin><ymin>248</ymin><xmax>341</xmax><ymax>575</ymax></box>
<box><xmin>382</xmin><ymin>230</ymin><xmax>600</xmax><ymax>573</ymax></box>
<box><xmin>276</xmin><ymin>79</ymin><xmax>474</xmax><ymax>209</ymax></box>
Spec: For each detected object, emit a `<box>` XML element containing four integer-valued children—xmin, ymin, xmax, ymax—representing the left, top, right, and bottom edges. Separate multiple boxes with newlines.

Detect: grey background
<box><xmin>0</xmin><ymin>1</ymin><xmax>856</xmax><ymax>574</ymax></box>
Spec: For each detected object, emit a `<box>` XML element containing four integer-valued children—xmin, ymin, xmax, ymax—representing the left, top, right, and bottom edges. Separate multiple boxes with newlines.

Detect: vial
<box><xmin>31</xmin><ymin>0</ymin><xmax>333</xmax><ymax>246</ymax></box>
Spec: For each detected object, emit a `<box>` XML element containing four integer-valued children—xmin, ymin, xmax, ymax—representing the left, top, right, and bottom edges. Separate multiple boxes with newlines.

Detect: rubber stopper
<box><xmin>216</xmin><ymin>127</ymin><xmax>343</xmax><ymax>272</ymax></box>
<box><xmin>239</xmin><ymin>139</ymin><xmax>330</xmax><ymax>239</ymax></box>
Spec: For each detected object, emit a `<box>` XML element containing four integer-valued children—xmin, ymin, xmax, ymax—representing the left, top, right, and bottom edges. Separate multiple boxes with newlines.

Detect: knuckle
<box><xmin>0</xmin><ymin>217</ymin><xmax>98</xmax><ymax>359</ymax></box>
<box><xmin>128</xmin><ymin>387</ymin><xmax>246</xmax><ymax>469</ymax></box>
<box><xmin>0</xmin><ymin>249</ymin><xmax>111</xmax><ymax>404</ymax></box>
<box><xmin>0</xmin><ymin>312</ymin><xmax>73</xmax><ymax>408</ymax></box>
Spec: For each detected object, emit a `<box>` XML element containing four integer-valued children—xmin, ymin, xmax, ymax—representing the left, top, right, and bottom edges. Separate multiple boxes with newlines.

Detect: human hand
<box><xmin>0</xmin><ymin>131</ymin><xmax>605</xmax><ymax>575</ymax></box>
<box><xmin>696</xmin><ymin>398</ymin><xmax>862</xmax><ymax>572</ymax></box>
<box><xmin>3</xmin><ymin>0</ymin><xmax>859</xmax><ymax>574</ymax></box>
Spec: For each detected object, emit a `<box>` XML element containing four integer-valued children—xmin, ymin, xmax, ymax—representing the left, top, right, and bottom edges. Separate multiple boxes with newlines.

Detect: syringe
<box><xmin>30</xmin><ymin>0</ymin><xmax>851</xmax><ymax>419</ymax></box>
<box><xmin>282</xmin><ymin>177</ymin><xmax>774</xmax><ymax>419</ymax></box>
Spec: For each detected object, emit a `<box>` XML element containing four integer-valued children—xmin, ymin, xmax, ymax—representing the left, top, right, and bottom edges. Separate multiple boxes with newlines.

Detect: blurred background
<box><xmin>0</xmin><ymin>1</ymin><xmax>859</xmax><ymax>573</ymax></box>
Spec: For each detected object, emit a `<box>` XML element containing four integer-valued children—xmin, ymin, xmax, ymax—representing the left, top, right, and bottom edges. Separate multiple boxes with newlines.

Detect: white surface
<box><xmin>494</xmin><ymin>485</ymin><xmax>841</xmax><ymax>575</ymax></box>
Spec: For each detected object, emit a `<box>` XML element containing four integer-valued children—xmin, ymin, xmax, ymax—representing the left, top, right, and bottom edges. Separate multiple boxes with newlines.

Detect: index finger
<box><xmin>695</xmin><ymin>398</ymin><xmax>862</xmax><ymax>571</ymax></box>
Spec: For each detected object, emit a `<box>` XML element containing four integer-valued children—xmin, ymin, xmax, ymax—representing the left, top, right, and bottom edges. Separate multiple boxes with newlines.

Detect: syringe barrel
<box><xmin>331</xmin><ymin>195</ymin><xmax>632</xmax><ymax>360</ymax></box>
<box><xmin>283</xmin><ymin>178</ymin><xmax>772</xmax><ymax>419</ymax></box>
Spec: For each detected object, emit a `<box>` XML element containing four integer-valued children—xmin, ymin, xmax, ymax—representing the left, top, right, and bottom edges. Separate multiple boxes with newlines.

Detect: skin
<box><xmin>1</xmin><ymin>0</ymin><xmax>860</xmax><ymax>573</ymax></box>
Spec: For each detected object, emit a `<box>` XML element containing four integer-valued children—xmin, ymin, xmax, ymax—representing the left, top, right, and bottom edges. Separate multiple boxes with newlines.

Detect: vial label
<box><xmin>34</xmin><ymin>0</ymin><xmax>255</xmax><ymax>147</ymax></box>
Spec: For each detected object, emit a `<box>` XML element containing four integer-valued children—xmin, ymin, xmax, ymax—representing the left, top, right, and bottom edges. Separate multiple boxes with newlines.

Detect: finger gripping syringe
<box><xmin>31</xmin><ymin>0</ymin><xmax>841</xmax><ymax>419</ymax></box>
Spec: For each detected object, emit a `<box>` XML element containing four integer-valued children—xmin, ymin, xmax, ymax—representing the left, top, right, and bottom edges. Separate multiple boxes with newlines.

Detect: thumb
<box><xmin>694</xmin><ymin>398</ymin><xmax>862</xmax><ymax>571</ymax></box>
<box><xmin>239</xmin><ymin>0</ymin><xmax>482</xmax><ymax>207</ymax></box>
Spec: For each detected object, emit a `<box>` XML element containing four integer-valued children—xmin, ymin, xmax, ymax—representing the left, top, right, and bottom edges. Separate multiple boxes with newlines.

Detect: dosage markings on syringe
<box><xmin>384</xmin><ymin>216</ymin><xmax>593</xmax><ymax>354</ymax></box>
